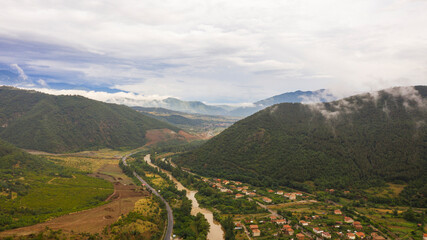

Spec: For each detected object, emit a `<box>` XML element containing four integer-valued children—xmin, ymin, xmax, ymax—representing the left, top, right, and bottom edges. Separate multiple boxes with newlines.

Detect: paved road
<box><xmin>122</xmin><ymin>153</ymin><xmax>173</xmax><ymax>240</ymax></box>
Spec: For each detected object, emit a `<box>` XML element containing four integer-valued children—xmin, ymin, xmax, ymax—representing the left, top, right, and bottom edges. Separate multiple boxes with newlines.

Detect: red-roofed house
<box><xmin>252</xmin><ymin>228</ymin><xmax>261</xmax><ymax>237</ymax></box>
<box><xmin>334</xmin><ymin>209</ymin><xmax>342</xmax><ymax>215</ymax></box>
<box><xmin>263</xmin><ymin>197</ymin><xmax>272</xmax><ymax>203</ymax></box>
<box><xmin>347</xmin><ymin>232</ymin><xmax>356</xmax><ymax>239</ymax></box>
<box><xmin>275</xmin><ymin>219</ymin><xmax>286</xmax><ymax>224</ymax></box>
<box><xmin>423</xmin><ymin>233</ymin><xmax>427</xmax><ymax>240</ymax></box>
<box><xmin>313</xmin><ymin>227</ymin><xmax>323</xmax><ymax>234</ymax></box>
<box><xmin>249</xmin><ymin>225</ymin><xmax>259</xmax><ymax>230</ymax></box>
<box><xmin>356</xmin><ymin>232</ymin><xmax>365</xmax><ymax>238</ymax></box>
<box><xmin>296</xmin><ymin>233</ymin><xmax>305</xmax><ymax>240</ymax></box>
<box><xmin>276</xmin><ymin>190</ymin><xmax>284</xmax><ymax>195</ymax></box>
<box><xmin>344</xmin><ymin>217</ymin><xmax>354</xmax><ymax>223</ymax></box>
<box><xmin>268</xmin><ymin>189</ymin><xmax>274</xmax><ymax>193</ymax></box>
<box><xmin>286</xmin><ymin>228</ymin><xmax>294</xmax><ymax>235</ymax></box>
<box><xmin>322</xmin><ymin>232</ymin><xmax>331</xmax><ymax>239</ymax></box>
<box><xmin>299</xmin><ymin>220</ymin><xmax>309</xmax><ymax>226</ymax></box>
<box><xmin>235</xmin><ymin>193</ymin><xmax>244</xmax><ymax>199</ymax></box>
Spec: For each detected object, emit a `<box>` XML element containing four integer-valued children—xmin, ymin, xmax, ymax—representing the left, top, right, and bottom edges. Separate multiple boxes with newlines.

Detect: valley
<box><xmin>0</xmin><ymin>86</ymin><xmax>426</xmax><ymax>240</ymax></box>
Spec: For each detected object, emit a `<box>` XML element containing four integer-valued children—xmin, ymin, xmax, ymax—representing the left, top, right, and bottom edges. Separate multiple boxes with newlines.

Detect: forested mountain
<box><xmin>175</xmin><ymin>86</ymin><xmax>427</xmax><ymax>193</ymax></box>
<box><xmin>0</xmin><ymin>87</ymin><xmax>179</xmax><ymax>153</ymax></box>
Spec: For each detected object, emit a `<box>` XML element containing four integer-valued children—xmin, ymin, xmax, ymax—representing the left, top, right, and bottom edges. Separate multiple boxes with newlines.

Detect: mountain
<box><xmin>104</xmin><ymin>97</ymin><xmax>231</xmax><ymax>116</ymax></box>
<box><xmin>254</xmin><ymin>89</ymin><xmax>335</xmax><ymax>106</ymax></box>
<box><xmin>0</xmin><ymin>87</ymin><xmax>179</xmax><ymax>153</ymax></box>
<box><xmin>175</xmin><ymin>86</ymin><xmax>427</xmax><ymax>194</ymax></box>
<box><xmin>228</xmin><ymin>89</ymin><xmax>336</xmax><ymax>116</ymax></box>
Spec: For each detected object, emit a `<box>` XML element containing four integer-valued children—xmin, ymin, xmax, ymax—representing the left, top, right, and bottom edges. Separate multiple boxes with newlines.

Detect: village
<box><xmin>201</xmin><ymin>177</ymin><xmax>391</xmax><ymax>240</ymax></box>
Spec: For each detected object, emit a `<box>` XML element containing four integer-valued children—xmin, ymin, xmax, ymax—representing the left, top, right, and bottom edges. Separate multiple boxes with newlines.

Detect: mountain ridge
<box><xmin>0</xmin><ymin>86</ymin><xmax>180</xmax><ymax>153</ymax></box>
<box><xmin>174</xmin><ymin>86</ymin><xmax>427</xmax><ymax>201</ymax></box>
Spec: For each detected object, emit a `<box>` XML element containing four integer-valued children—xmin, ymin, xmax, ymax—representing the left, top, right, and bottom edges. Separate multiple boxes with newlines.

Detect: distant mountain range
<box><xmin>0</xmin><ymin>87</ymin><xmax>179</xmax><ymax>153</ymax></box>
<box><xmin>175</xmin><ymin>86</ymin><xmax>427</xmax><ymax>206</ymax></box>
<box><xmin>1</xmin><ymin>66</ymin><xmax>337</xmax><ymax>117</ymax></box>
<box><xmin>112</xmin><ymin>89</ymin><xmax>337</xmax><ymax>117</ymax></box>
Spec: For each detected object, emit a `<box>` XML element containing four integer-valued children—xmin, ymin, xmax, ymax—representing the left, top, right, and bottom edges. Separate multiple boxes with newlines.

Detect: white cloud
<box><xmin>9</xmin><ymin>63</ymin><xmax>28</xmax><ymax>81</ymax></box>
<box><xmin>1</xmin><ymin>0</ymin><xmax>427</xmax><ymax>103</ymax></box>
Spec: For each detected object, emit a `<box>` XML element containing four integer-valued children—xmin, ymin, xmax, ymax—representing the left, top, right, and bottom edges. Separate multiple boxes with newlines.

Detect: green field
<box><xmin>0</xmin><ymin>172</ymin><xmax>113</xmax><ymax>231</ymax></box>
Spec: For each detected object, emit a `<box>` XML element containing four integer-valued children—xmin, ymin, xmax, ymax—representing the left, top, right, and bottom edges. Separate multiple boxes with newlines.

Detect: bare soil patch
<box><xmin>0</xmin><ymin>165</ymin><xmax>149</xmax><ymax>238</ymax></box>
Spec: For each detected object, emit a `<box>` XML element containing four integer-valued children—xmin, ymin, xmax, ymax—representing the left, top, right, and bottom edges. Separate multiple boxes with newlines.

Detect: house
<box><xmin>249</xmin><ymin>225</ymin><xmax>259</xmax><ymax>230</ymax></box>
<box><xmin>344</xmin><ymin>190</ymin><xmax>350</xmax><ymax>194</ymax></box>
<box><xmin>235</xmin><ymin>193</ymin><xmax>244</xmax><ymax>199</ymax></box>
<box><xmin>285</xmin><ymin>228</ymin><xmax>294</xmax><ymax>235</ymax></box>
<box><xmin>242</xmin><ymin>189</ymin><xmax>248</xmax><ymax>194</ymax></box>
<box><xmin>334</xmin><ymin>209</ymin><xmax>343</xmax><ymax>215</ymax></box>
<box><xmin>313</xmin><ymin>227</ymin><xmax>323</xmax><ymax>234</ymax></box>
<box><xmin>252</xmin><ymin>229</ymin><xmax>261</xmax><ymax>237</ymax></box>
<box><xmin>344</xmin><ymin>217</ymin><xmax>354</xmax><ymax>223</ymax></box>
<box><xmin>275</xmin><ymin>219</ymin><xmax>286</xmax><ymax>224</ymax></box>
<box><xmin>284</xmin><ymin>193</ymin><xmax>291</xmax><ymax>198</ymax></box>
<box><xmin>322</xmin><ymin>232</ymin><xmax>332</xmax><ymax>239</ymax></box>
<box><xmin>234</xmin><ymin>222</ymin><xmax>243</xmax><ymax>230</ymax></box>
<box><xmin>235</xmin><ymin>181</ymin><xmax>242</xmax><ymax>185</ymax></box>
<box><xmin>262</xmin><ymin>197</ymin><xmax>272</xmax><ymax>203</ymax></box>
<box><xmin>295</xmin><ymin>192</ymin><xmax>303</xmax><ymax>196</ymax></box>
<box><xmin>268</xmin><ymin>189</ymin><xmax>274</xmax><ymax>193</ymax></box>
<box><xmin>299</xmin><ymin>220</ymin><xmax>309</xmax><ymax>226</ymax></box>
<box><xmin>247</xmin><ymin>192</ymin><xmax>256</xmax><ymax>197</ymax></box>
<box><xmin>283</xmin><ymin>224</ymin><xmax>292</xmax><ymax>229</ymax></box>
<box><xmin>355</xmin><ymin>224</ymin><xmax>363</xmax><ymax>230</ymax></box>
<box><xmin>347</xmin><ymin>232</ymin><xmax>356</xmax><ymax>239</ymax></box>
<box><xmin>423</xmin><ymin>233</ymin><xmax>427</xmax><ymax>240</ymax></box>
<box><xmin>276</xmin><ymin>190</ymin><xmax>284</xmax><ymax>195</ymax></box>
<box><xmin>289</xmin><ymin>193</ymin><xmax>297</xmax><ymax>200</ymax></box>
<box><xmin>353</xmin><ymin>221</ymin><xmax>361</xmax><ymax>226</ymax></box>
<box><xmin>220</xmin><ymin>188</ymin><xmax>228</xmax><ymax>192</ymax></box>
<box><xmin>355</xmin><ymin>232</ymin><xmax>365</xmax><ymax>238</ymax></box>
<box><xmin>243</xmin><ymin>186</ymin><xmax>249</xmax><ymax>190</ymax></box>
<box><xmin>296</xmin><ymin>233</ymin><xmax>305</xmax><ymax>240</ymax></box>
<box><xmin>236</xmin><ymin>187</ymin><xmax>243</xmax><ymax>191</ymax></box>
<box><xmin>270</xmin><ymin>215</ymin><xmax>277</xmax><ymax>220</ymax></box>
<box><xmin>215</xmin><ymin>178</ymin><xmax>221</xmax><ymax>182</ymax></box>
<box><xmin>222</xmin><ymin>180</ymin><xmax>230</xmax><ymax>185</ymax></box>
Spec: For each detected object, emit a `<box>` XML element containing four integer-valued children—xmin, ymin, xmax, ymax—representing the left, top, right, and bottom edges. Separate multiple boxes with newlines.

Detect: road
<box><xmin>122</xmin><ymin>153</ymin><xmax>173</xmax><ymax>240</ymax></box>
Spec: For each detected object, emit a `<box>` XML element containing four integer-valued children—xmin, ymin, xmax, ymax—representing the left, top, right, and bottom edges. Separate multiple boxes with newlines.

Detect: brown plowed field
<box><xmin>0</xmin><ymin>165</ymin><xmax>149</xmax><ymax>238</ymax></box>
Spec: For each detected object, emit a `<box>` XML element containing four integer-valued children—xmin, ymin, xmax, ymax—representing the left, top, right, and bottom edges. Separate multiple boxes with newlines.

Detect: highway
<box><xmin>122</xmin><ymin>153</ymin><xmax>173</xmax><ymax>240</ymax></box>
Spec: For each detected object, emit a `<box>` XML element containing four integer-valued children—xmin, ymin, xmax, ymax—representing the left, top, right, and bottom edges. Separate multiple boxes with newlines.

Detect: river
<box><xmin>144</xmin><ymin>155</ymin><xmax>225</xmax><ymax>240</ymax></box>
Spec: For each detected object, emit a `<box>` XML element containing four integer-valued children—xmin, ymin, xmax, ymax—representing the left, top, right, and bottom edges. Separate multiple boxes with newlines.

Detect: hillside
<box><xmin>175</xmin><ymin>86</ymin><xmax>427</xmax><ymax>199</ymax></box>
<box><xmin>0</xmin><ymin>87</ymin><xmax>179</xmax><ymax>153</ymax></box>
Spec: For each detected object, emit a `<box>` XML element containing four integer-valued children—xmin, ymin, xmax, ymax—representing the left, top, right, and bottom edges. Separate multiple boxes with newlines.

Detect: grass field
<box><xmin>46</xmin><ymin>148</ymin><xmax>129</xmax><ymax>173</ymax></box>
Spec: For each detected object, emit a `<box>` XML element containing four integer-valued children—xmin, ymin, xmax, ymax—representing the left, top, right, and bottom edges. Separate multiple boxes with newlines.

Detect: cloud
<box><xmin>1</xmin><ymin>0</ymin><xmax>427</xmax><ymax>103</ymax></box>
<box><xmin>30</xmin><ymin>88</ymin><xmax>170</xmax><ymax>106</ymax></box>
<box><xmin>9</xmin><ymin>63</ymin><xmax>28</xmax><ymax>81</ymax></box>
<box><xmin>307</xmin><ymin>86</ymin><xmax>427</xmax><ymax>119</ymax></box>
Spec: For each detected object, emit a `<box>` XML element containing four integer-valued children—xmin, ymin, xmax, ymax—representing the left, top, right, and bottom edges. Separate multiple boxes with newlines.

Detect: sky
<box><xmin>1</xmin><ymin>0</ymin><xmax>427</xmax><ymax>104</ymax></box>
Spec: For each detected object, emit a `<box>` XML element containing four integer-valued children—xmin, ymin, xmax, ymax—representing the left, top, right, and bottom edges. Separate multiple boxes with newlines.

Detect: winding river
<box><xmin>144</xmin><ymin>155</ymin><xmax>225</xmax><ymax>240</ymax></box>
